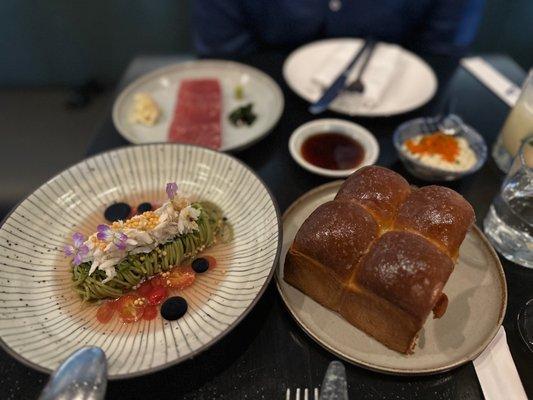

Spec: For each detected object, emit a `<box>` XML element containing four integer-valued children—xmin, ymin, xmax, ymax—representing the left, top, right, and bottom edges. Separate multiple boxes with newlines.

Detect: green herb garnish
<box><xmin>234</xmin><ymin>84</ymin><xmax>244</xmax><ymax>100</ymax></box>
<box><xmin>228</xmin><ymin>103</ymin><xmax>257</xmax><ymax>127</ymax></box>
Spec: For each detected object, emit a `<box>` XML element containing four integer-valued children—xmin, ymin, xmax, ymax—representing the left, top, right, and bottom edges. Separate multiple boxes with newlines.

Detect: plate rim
<box><xmin>282</xmin><ymin>38</ymin><xmax>438</xmax><ymax>117</ymax></box>
<box><xmin>275</xmin><ymin>180</ymin><xmax>507</xmax><ymax>375</ymax></box>
<box><xmin>112</xmin><ymin>59</ymin><xmax>285</xmax><ymax>152</ymax></box>
<box><xmin>0</xmin><ymin>143</ymin><xmax>283</xmax><ymax>380</ymax></box>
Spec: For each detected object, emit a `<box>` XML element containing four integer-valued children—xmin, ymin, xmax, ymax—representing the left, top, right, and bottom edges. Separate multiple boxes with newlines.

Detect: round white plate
<box><xmin>283</xmin><ymin>38</ymin><xmax>438</xmax><ymax>117</ymax></box>
<box><xmin>0</xmin><ymin>144</ymin><xmax>281</xmax><ymax>379</ymax></box>
<box><xmin>277</xmin><ymin>181</ymin><xmax>507</xmax><ymax>375</ymax></box>
<box><xmin>113</xmin><ymin>60</ymin><xmax>284</xmax><ymax>151</ymax></box>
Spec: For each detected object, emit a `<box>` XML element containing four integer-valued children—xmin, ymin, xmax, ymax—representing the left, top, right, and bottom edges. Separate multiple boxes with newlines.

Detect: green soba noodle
<box><xmin>71</xmin><ymin>202</ymin><xmax>231</xmax><ymax>302</ymax></box>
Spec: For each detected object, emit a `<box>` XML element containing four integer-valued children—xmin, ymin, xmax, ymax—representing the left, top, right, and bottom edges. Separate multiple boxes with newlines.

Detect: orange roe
<box><xmin>405</xmin><ymin>132</ymin><xmax>460</xmax><ymax>163</ymax></box>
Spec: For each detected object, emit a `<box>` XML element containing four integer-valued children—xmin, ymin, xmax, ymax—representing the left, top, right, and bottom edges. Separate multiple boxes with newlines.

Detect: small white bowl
<box><xmin>289</xmin><ymin>119</ymin><xmax>379</xmax><ymax>178</ymax></box>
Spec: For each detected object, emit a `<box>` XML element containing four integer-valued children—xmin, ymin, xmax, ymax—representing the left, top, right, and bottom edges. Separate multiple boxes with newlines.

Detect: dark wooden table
<box><xmin>1</xmin><ymin>52</ymin><xmax>531</xmax><ymax>399</ymax></box>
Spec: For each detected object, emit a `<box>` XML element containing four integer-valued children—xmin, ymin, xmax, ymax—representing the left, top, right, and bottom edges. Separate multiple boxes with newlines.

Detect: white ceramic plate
<box><xmin>113</xmin><ymin>60</ymin><xmax>284</xmax><ymax>151</ymax></box>
<box><xmin>0</xmin><ymin>144</ymin><xmax>281</xmax><ymax>379</ymax></box>
<box><xmin>276</xmin><ymin>181</ymin><xmax>507</xmax><ymax>375</ymax></box>
<box><xmin>288</xmin><ymin>119</ymin><xmax>379</xmax><ymax>177</ymax></box>
<box><xmin>283</xmin><ymin>39</ymin><xmax>437</xmax><ymax>117</ymax></box>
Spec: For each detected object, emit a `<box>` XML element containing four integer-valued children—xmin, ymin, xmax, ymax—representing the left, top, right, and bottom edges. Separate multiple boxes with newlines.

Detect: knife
<box><xmin>309</xmin><ymin>39</ymin><xmax>374</xmax><ymax>115</ymax></box>
<box><xmin>319</xmin><ymin>361</ymin><xmax>349</xmax><ymax>400</ymax></box>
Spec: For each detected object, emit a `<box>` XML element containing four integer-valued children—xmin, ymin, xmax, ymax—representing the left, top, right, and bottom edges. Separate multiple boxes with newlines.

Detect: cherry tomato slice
<box><xmin>107</xmin><ymin>298</ymin><xmax>121</xmax><ymax>310</ymax></box>
<box><xmin>147</xmin><ymin>285</ymin><xmax>168</xmax><ymax>305</ymax></box>
<box><xmin>136</xmin><ymin>281</ymin><xmax>152</xmax><ymax>297</ymax></box>
<box><xmin>142</xmin><ymin>305</ymin><xmax>158</xmax><ymax>321</ymax></box>
<box><xmin>117</xmin><ymin>294</ymin><xmax>145</xmax><ymax>323</ymax></box>
<box><xmin>204</xmin><ymin>255</ymin><xmax>217</xmax><ymax>269</ymax></box>
<box><xmin>96</xmin><ymin>301</ymin><xmax>115</xmax><ymax>324</ymax></box>
<box><xmin>150</xmin><ymin>276</ymin><xmax>167</xmax><ymax>288</ymax></box>
<box><xmin>167</xmin><ymin>266</ymin><xmax>196</xmax><ymax>290</ymax></box>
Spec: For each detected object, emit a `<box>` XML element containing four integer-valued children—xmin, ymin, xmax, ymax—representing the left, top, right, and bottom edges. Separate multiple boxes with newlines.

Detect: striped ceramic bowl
<box><xmin>0</xmin><ymin>144</ymin><xmax>280</xmax><ymax>378</ymax></box>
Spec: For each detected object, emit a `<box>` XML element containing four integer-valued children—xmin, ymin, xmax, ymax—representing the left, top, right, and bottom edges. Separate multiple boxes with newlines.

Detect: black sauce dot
<box><xmin>192</xmin><ymin>258</ymin><xmax>209</xmax><ymax>273</ymax></box>
<box><xmin>137</xmin><ymin>202</ymin><xmax>152</xmax><ymax>214</ymax></box>
<box><xmin>160</xmin><ymin>297</ymin><xmax>188</xmax><ymax>321</ymax></box>
<box><xmin>104</xmin><ymin>202</ymin><xmax>131</xmax><ymax>222</ymax></box>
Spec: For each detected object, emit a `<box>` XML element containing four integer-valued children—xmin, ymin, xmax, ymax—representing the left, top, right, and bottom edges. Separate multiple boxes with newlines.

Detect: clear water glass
<box><xmin>518</xmin><ymin>299</ymin><xmax>533</xmax><ymax>353</ymax></box>
<box><xmin>492</xmin><ymin>69</ymin><xmax>533</xmax><ymax>172</ymax></box>
<box><xmin>484</xmin><ymin>135</ymin><xmax>533</xmax><ymax>268</ymax></box>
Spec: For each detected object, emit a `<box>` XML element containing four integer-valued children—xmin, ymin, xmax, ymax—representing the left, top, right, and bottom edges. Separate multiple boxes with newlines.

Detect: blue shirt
<box><xmin>193</xmin><ymin>0</ymin><xmax>484</xmax><ymax>57</ymax></box>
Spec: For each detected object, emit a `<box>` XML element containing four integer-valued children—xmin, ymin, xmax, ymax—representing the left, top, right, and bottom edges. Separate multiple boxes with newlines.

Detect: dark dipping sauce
<box><xmin>301</xmin><ymin>133</ymin><xmax>365</xmax><ymax>170</ymax></box>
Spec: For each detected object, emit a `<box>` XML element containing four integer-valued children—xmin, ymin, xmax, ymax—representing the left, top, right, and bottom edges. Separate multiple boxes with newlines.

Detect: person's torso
<box><xmin>242</xmin><ymin>0</ymin><xmax>431</xmax><ymax>48</ymax></box>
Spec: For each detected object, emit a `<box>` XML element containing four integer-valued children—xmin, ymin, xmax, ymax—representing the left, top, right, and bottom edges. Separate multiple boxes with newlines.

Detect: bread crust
<box><xmin>283</xmin><ymin>166</ymin><xmax>475</xmax><ymax>354</ymax></box>
<box><xmin>335</xmin><ymin>165</ymin><xmax>411</xmax><ymax>228</ymax></box>
<box><xmin>394</xmin><ymin>186</ymin><xmax>475</xmax><ymax>258</ymax></box>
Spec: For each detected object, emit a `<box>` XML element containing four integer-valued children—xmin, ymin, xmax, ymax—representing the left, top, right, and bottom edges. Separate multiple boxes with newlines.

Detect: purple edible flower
<box><xmin>166</xmin><ymin>182</ymin><xmax>178</xmax><ymax>200</ymax></box>
<box><xmin>63</xmin><ymin>232</ymin><xmax>89</xmax><ymax>266</ymax></box>
<box><xmin>97</xmin><ymin>224</ymin><xmax>128</xmax><ymax>251</ymax></box>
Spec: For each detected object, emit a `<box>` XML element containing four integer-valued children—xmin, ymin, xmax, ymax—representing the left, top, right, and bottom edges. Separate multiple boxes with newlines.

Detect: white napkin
<box><xmin>311</xmin><ymin>42</ymin><xmax>401</xmax><ymax>110</ymax></box>
<box><xmin>473</xmin><ymin>326</ymin><xmax>527</xmax><ymax>400</ymax></box>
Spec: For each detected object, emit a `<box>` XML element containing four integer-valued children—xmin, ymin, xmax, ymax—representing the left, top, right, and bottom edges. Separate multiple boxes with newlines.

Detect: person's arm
<box><xmin>192</xmin><ymin>0</ymin><xmax>256</xmax><ymax>57</ymax></box>
<box><xmin>414</xmin><ymin>0</ymin><xmax>485</xmax><ymax>57</ymax></box>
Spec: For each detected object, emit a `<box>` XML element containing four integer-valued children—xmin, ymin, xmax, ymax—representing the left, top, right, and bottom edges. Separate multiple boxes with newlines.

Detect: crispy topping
<box><xmin>112</xmin><ymin>211</ymin><xmax>160</xmax><ymax>231</ymax></box>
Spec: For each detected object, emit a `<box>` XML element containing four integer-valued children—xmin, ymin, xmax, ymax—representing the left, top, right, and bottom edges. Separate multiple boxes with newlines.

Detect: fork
<box><xmin>345</xmin><ymin>39</ymin><xmax>377</xmax><ymax>93</ymax></box>
<box><xmin>285</xmin><ymin>387</ymin><xmax>320</xmax><ymax>400</ymax></box>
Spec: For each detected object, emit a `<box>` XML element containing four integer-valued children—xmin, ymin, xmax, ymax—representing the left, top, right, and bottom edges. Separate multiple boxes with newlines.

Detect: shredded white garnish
<box><xmin>79</xmin><ymin>193</ymin><xmax>199</xmax><ymax>283</ymax></box>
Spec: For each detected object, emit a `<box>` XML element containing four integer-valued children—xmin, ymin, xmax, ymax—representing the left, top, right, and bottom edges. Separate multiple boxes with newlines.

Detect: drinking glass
<box><xmin>518</xmin><ymin>299</ymin><xmax>533</xmax><ymax>353</ymax></box>
<box><xmin>484</xmin><ymin>135</ymin><xmax>533</xmax><ymax>268</ymax></box>
<box><xmin>492</xmin><ymin>69</ymin><xmax>533</xmax><ymax>172</ymax></box>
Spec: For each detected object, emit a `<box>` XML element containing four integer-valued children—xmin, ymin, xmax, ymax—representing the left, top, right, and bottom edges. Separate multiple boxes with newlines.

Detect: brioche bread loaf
<box><xmin>284</xmin><ymin>166</ymin><xmax>475</xmax><ymax>353</ymax></box>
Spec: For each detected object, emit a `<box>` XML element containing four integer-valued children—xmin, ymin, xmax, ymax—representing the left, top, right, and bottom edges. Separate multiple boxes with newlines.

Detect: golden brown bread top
<box><xmin>356</xmin><ymin>231</ymin><xmax>454</xmax><ymax>321</ymax></box>
<box><xmin>292</xmin><ymin>200</ymin><xmax>378</xmax><ymax>280</ymax></box>
<box><xmin>335</xmin><ymin>166</ymin><xmax>411</xmax><ymax>227</ymax></box>
<box><xmin>285</xmin><ymin>166</ymin><xmax>476</xmax><ymax>339</ymax></box>
<box><xmin>394</xmin><ymin>185</ymin><xmax>475</xmax><ymax>257</ymax></box>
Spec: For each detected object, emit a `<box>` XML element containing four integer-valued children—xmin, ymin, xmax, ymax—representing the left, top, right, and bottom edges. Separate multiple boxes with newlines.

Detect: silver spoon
<box><xmin>437</xmin><ymin>113</ymin><xmax>464</xmax><ymax>136</ymax></box>
<box><xmin>38</xmin><ymin>347</ymin><xmax>108</xmax><ymax>400</ymax></box>
<box><xmin>437</xmin><ymin>97</ymin><xmax>459</xmax><ymax>135</ymax></box>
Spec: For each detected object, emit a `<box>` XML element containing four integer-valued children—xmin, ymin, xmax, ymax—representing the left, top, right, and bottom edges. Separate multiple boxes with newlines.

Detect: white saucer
<box><xmin>288</xmin><ymin>119</ymin><xmax>379</xmax><ymax>177</ymax></box>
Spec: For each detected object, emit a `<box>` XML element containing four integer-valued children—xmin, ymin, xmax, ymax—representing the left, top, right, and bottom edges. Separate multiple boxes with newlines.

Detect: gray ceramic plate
<box><xmin>276</xmin><ymin>181</ymin><xmax>507</xmax><ymax>375</ymax></box>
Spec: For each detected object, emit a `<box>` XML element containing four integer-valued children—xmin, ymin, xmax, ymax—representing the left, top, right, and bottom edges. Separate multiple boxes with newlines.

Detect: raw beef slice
<box><xmin>168</xmin><ymin>79</ymin><xmax>222</xmax><ymax>149</ymax></box>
